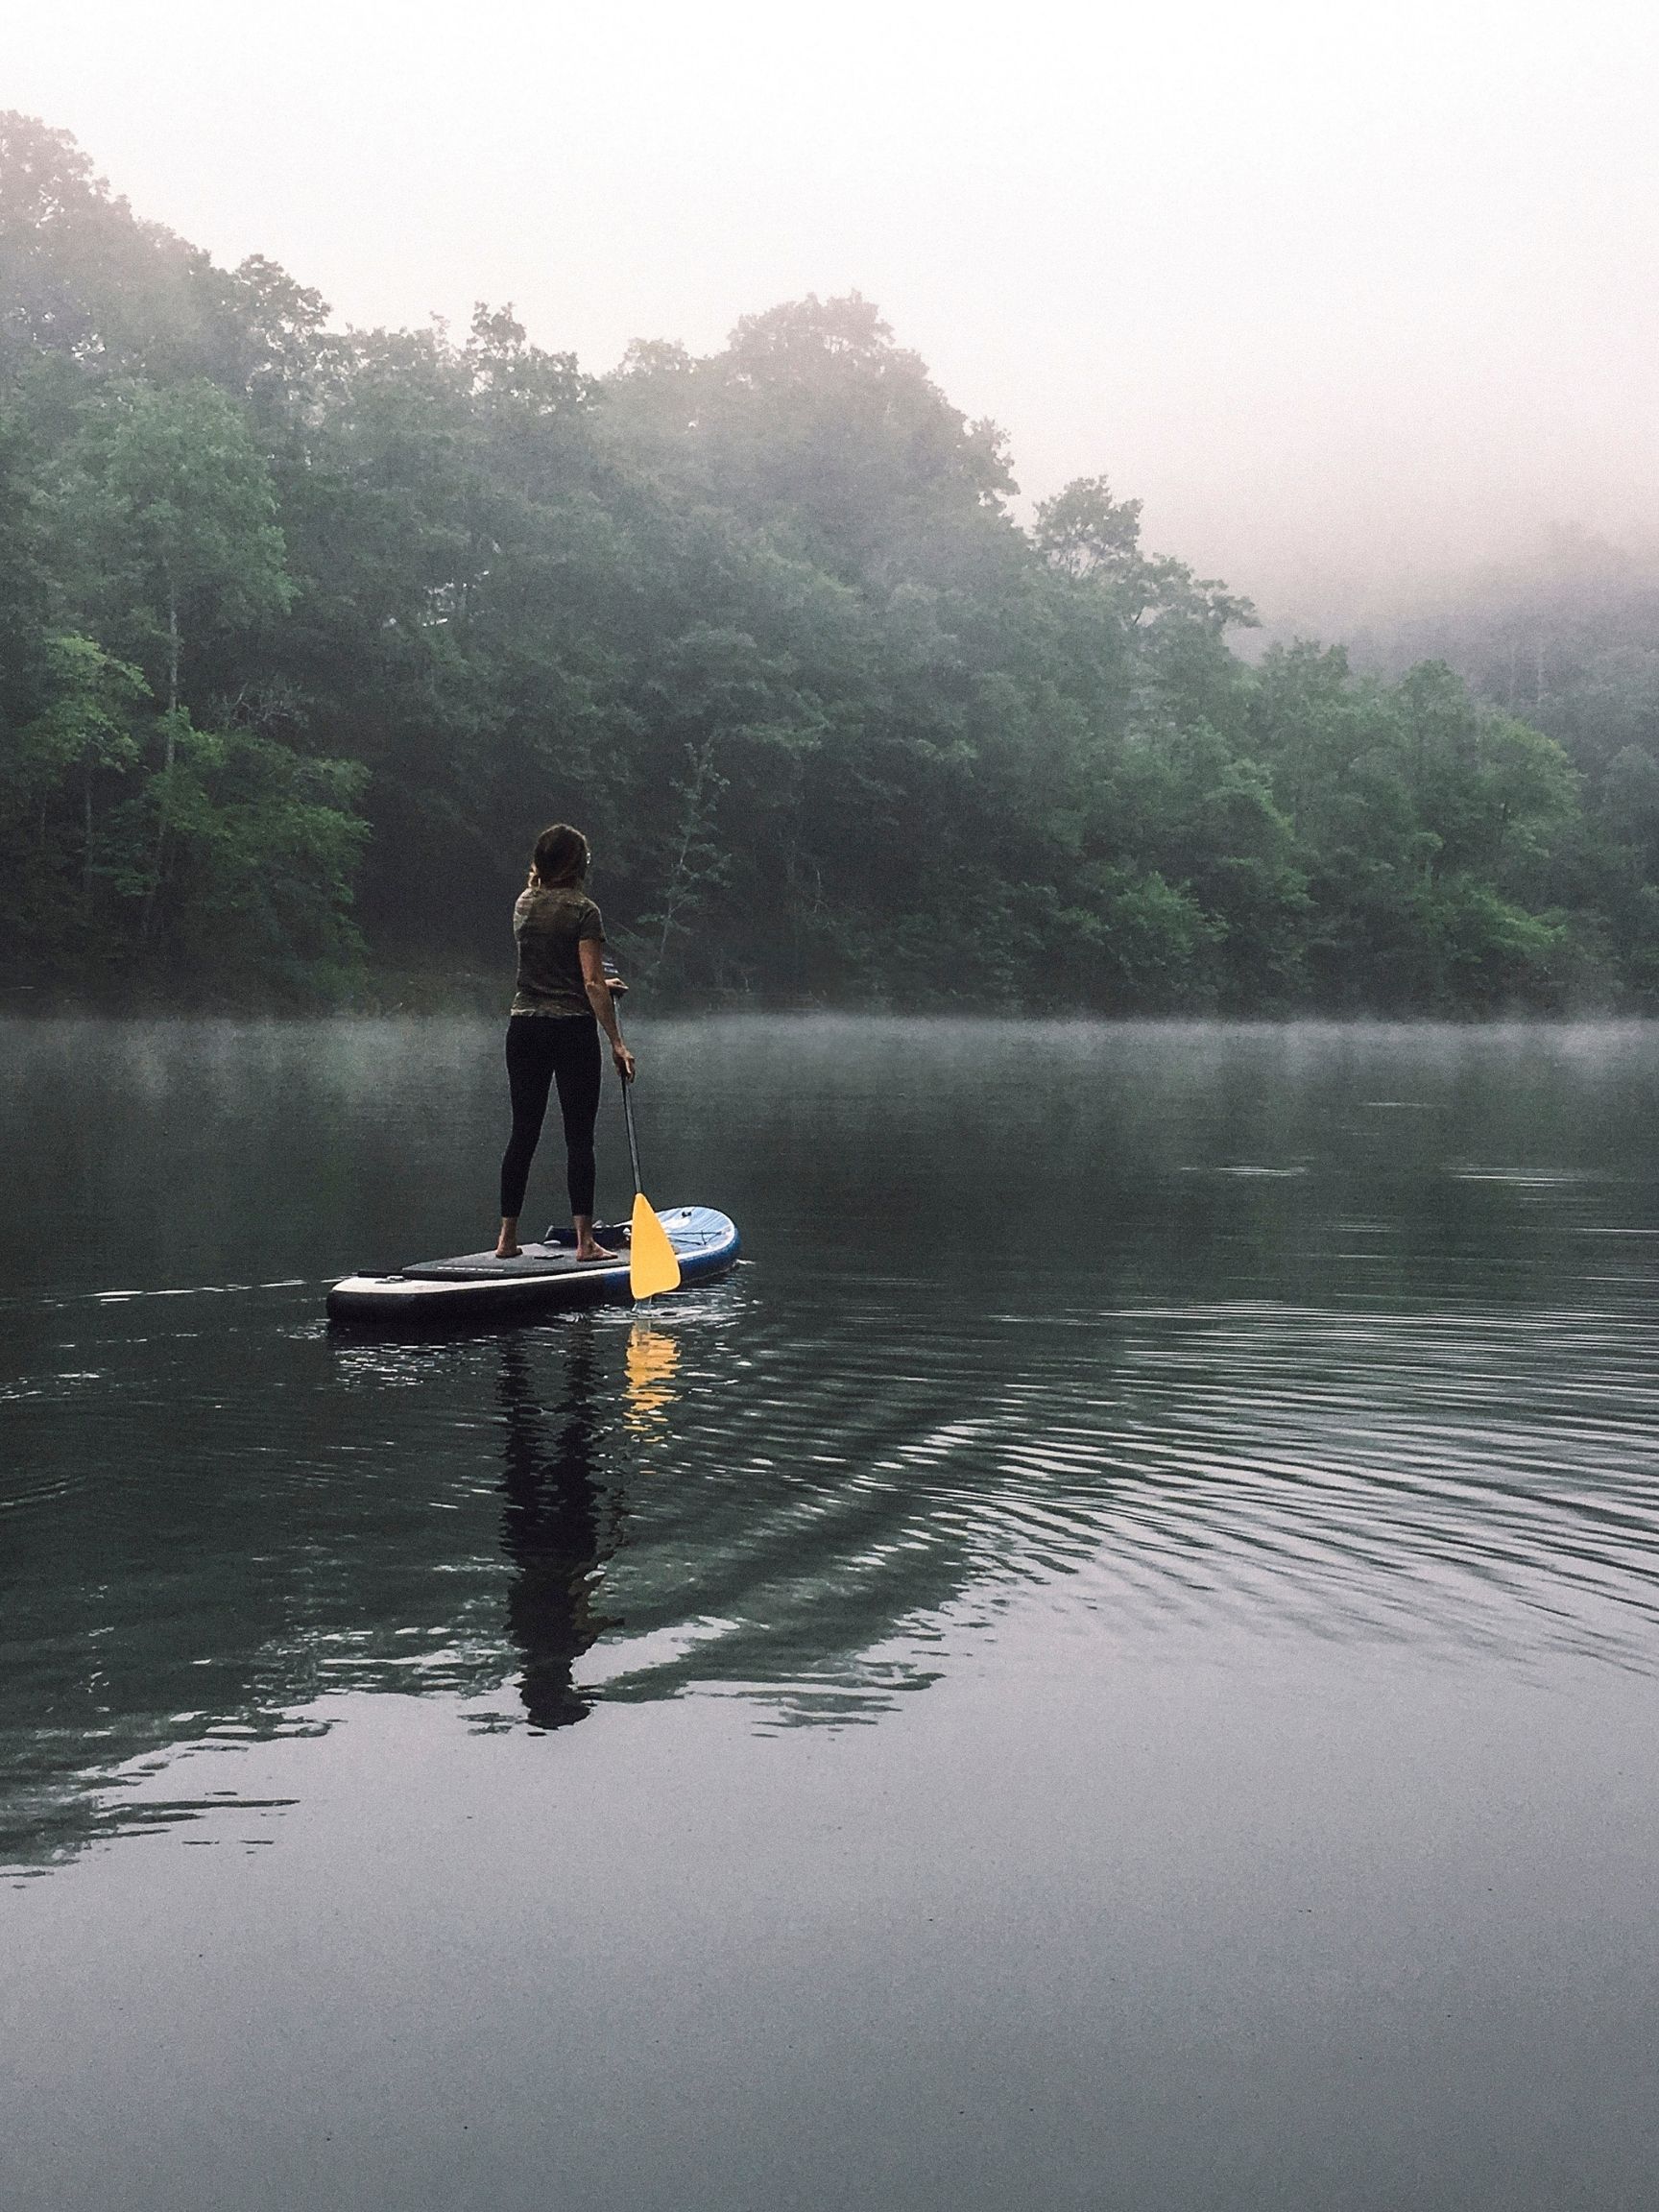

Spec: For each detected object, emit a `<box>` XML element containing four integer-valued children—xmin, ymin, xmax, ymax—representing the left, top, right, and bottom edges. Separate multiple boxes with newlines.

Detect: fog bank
<box><xmin>9</xmin><ymin>0</ymin><xmax>1658</xmax><ymax>627</ymax></box>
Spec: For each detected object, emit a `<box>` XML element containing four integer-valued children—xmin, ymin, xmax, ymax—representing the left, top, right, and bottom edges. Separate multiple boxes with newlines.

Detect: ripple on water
<box><xmin>9</xmin><ymin>1281</ymin><xmax>1659</xmax><ymax>1710</ymax></box>
<box><xmin>12</xmin><ymin>1019</ymin><xmax>1659</xmax><ymax>1875</ymax></box>
<box><xmin>602</xmin><ymin>1297</ymin><xmax>1659</xmax><ymax>1697</ymax></box>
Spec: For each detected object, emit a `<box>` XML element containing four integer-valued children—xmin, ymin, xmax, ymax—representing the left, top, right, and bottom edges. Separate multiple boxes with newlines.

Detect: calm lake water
<box><xmin>4</xmin><ymin>1016</ymin><xmax>1659</xmax><ymax>2211</ymax></box>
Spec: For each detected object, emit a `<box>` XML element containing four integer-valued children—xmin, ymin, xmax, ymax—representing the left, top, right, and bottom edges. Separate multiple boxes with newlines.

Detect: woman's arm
<box><xmin>580</xmin><ymin>939</ymin><xmax>636</xmax><ymax>1080</ymax></box>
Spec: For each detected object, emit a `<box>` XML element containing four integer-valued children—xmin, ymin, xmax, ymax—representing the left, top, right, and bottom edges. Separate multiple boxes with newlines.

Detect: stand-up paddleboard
<box><xmin>326</xmin><ymin>1205</ymin><xmax>739</xmax><ymax>1326</ymax></box>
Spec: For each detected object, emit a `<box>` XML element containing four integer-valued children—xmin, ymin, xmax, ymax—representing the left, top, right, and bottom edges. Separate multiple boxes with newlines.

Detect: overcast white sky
<box><xmin>9</xmin><ymin>0</ymin><xmax>1659</xmax><ymax>623</ymax></box>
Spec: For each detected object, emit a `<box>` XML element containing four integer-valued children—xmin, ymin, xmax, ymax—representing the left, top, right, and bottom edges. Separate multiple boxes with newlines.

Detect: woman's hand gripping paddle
<box><xmin>619</xmin><ymin>1072</ymin><xmax>681</xmax><ymax>1299</ymax></box>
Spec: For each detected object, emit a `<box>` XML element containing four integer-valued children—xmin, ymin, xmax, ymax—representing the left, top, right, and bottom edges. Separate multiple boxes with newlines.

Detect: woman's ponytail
<box><xmin>529</xmin><ymin>823</ymin><xmax>590</xmax><ymax>888</ymax></box>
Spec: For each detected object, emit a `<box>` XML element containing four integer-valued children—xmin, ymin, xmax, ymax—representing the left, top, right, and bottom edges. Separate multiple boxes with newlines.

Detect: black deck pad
<box><xmin>402</xmin><ymin>1234</ymin><xmax>631</xmax><ymax>1283</ymax></box>
<box><xmin>539</xmin><ymin>1220</ymin><xmax>632</xmax><ymax>1250</ymax></box>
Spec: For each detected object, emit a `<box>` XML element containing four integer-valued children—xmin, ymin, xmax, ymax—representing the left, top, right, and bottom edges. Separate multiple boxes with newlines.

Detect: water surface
<box><xmin>3</xmin><ymin>1018</ymin><xmax>1658</xmax><ymax>2210</ymax></box>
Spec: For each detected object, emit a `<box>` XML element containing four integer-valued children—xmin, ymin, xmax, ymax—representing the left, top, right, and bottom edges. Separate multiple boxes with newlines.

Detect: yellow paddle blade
<box><xmin>629</xmin><ymin>1192</ymin><xmax>682</xmax><ymax>1299</ymax></box>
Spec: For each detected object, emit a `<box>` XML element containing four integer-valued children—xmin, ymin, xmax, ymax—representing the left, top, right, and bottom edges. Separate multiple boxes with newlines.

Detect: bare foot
<box><xmin>494</xmin><ymin>1241</ymin><xmax>521</xmax><ymax>1260</ymax></box>
<box><xmin>574</xmin><ymin>1241</ymin><xmax>619</xmax><ymax>1262</ymax></box>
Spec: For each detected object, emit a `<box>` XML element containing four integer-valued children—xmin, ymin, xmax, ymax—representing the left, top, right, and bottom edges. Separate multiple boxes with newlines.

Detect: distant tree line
<box><xmin>3</xmin><ymin>111</ymin><xmax>1654</xmax><ymax>1012</ymax></box>
<box><xmin>1353</xmin><ymin>531</ymin><xmax>1659</xmax><ymax>1002</ymax></box>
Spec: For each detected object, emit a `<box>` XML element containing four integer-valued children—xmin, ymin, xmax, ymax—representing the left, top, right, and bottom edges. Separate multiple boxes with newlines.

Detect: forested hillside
<box><xmin>1352</xmin><ymin>532</ymin><xmax>1659</xmax><ymax>1005</ymax></box>
<box><xmin>2</xmin><ymin>112</ymin><xmax>1652</xmax><ymax>1012</ymax></box>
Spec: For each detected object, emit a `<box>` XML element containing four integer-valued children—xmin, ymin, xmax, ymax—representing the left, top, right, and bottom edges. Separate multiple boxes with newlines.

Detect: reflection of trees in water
<box><xmin>12</xmin><ymin>1050</ymin><xmax>1659</xmax><ymax>1874</ymax></box>
<box><xmin>0</xmin><ymin>1298</ymin><xmax>988</xmax><ymax>1873</ymax></box>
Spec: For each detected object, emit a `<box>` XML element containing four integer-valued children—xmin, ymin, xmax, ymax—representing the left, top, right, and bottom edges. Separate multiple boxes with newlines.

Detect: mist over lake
<box><xmin>4</xmin><ymin>1015</ymin><xmax>1659</xmax><ymax>2210</ymax></box>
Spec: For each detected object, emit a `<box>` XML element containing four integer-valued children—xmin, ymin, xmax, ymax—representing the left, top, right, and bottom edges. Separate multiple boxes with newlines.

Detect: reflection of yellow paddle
<box><xmin>625</xmin><ymin>1325</ymin><xmax>680</xmax><ymax>1432</ymax></box>
<box><xmin>619</xmin><ymin>1074</ymin><xmax>681</xmax><ymax>1300</ymax></box>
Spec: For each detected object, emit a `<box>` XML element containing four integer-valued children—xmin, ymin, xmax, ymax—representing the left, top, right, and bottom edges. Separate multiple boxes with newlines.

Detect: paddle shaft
<box><xmin>619</xmin><ymin>1070</ymin><xmax>644</xmax><ymax>1193</ymax></box>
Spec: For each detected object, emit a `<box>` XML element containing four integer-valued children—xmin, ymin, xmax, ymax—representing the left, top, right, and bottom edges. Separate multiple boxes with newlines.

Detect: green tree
<box><xmin>0</xmin><ymin>110</ymin><xmax>236</xmax><ymax>384</ymax></box>
<box><xmin>86</xmin><ymin>377</ymin><xmax>292</xmax><ymax>717</ymax></box>
<box><xmin>0</xmin><ymin>113</ymin><xmax>1643</xmax><ymax>1015</ymax></box>
<box><xmin>62</xmin><ymin>379</ymin><xmax>294</xmax><ymax>926</ymax></box>
<box><xmin>0</xmin><ymin>634</ymin><xmax>145</xmax><ymax>979</ymax></box>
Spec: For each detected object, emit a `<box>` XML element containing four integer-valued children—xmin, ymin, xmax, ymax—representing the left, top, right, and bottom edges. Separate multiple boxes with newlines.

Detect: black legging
<box><xmin>500</xmin><ymin>1014</ymin><xmax>602</xmax><ymax>1221</ymax></box>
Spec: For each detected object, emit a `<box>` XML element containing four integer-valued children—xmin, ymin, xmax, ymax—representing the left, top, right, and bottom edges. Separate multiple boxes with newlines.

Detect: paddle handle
<box><xmin>618</xmin><ymin>1069</ymin><xmax>643</xmax><ymax>1193</ymax></box>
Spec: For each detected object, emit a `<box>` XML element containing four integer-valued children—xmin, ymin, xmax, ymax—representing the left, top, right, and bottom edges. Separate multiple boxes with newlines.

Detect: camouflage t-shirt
<box><xmin>510</xmin><ymin>886</ymin><xmax>604</xmax><ymax>1017</ymax></box>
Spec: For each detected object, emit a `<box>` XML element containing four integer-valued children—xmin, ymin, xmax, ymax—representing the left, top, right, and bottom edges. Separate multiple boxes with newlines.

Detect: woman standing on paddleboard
<box><xmin>495</xmin><ymin>824</ymin><xmax>635</xmax><ymax>1262</ymax></box>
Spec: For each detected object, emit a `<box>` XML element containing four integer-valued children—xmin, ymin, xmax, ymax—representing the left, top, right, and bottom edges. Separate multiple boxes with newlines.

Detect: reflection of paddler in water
<box><xmin>495</xmin><ymin>1330</ymin><xmax>620</xmax><ymax>1730</ymax></box>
